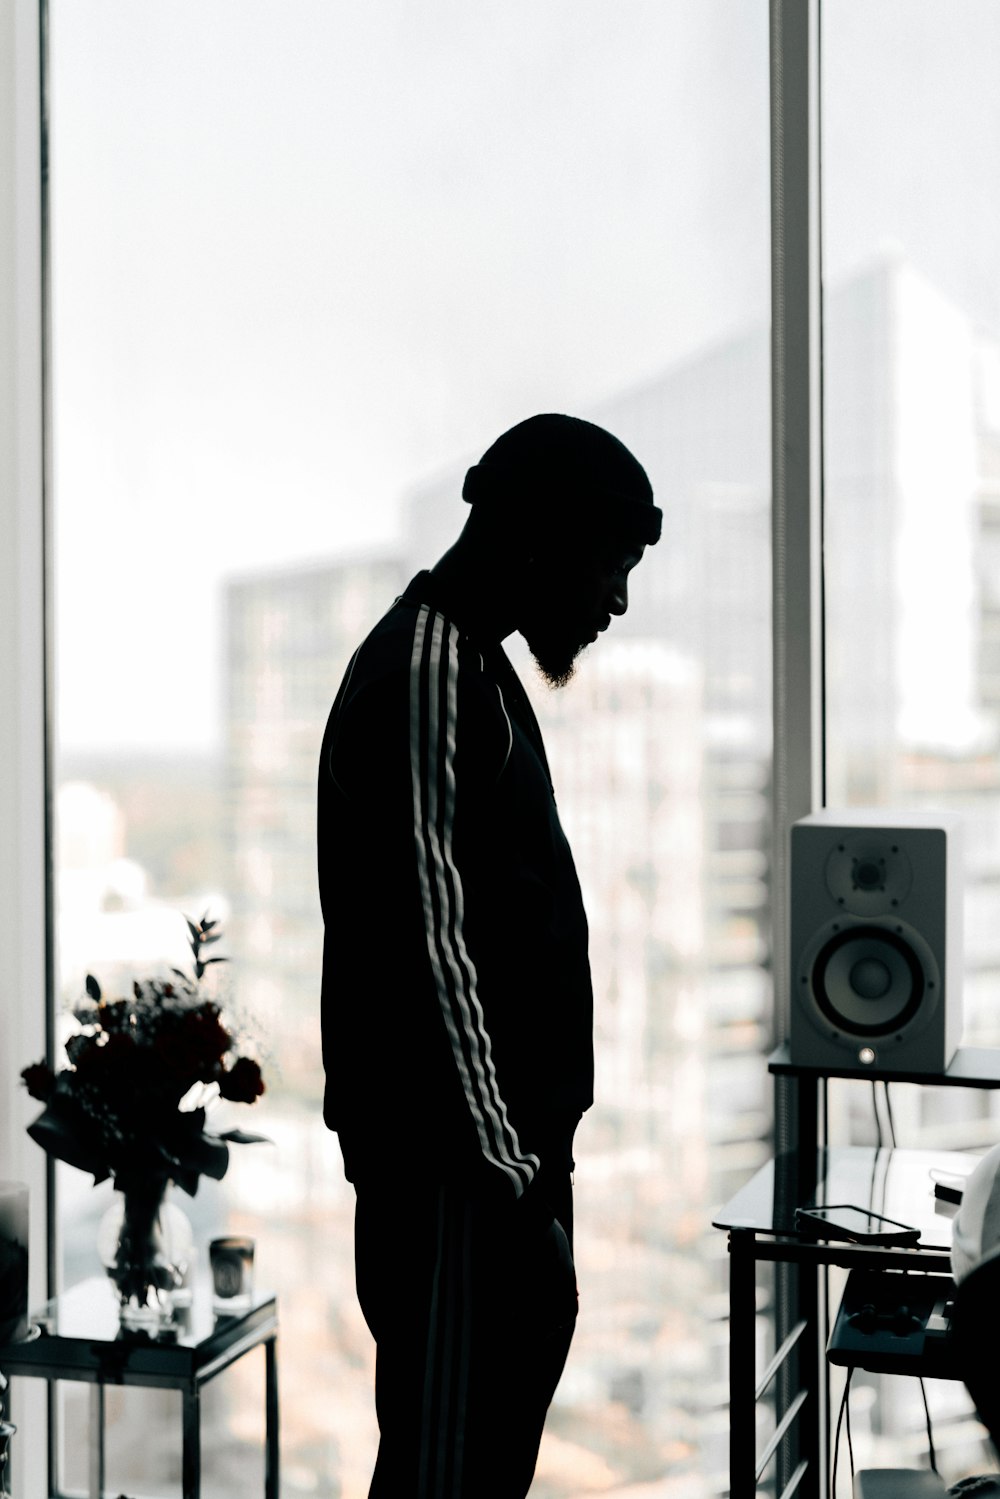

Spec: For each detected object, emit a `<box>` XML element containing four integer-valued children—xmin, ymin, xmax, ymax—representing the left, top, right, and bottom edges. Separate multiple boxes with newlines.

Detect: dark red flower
<box><xmin>218</xmin><ymin>1056</ymin><xmax>265</xmax><ymax>1103</ymax></box>
<box><xmin>66</xmin><ymin>1033</ymin><xmax>102</xmax><ymax>1070</ymax></box>
<box><xmin>71</xmin><ymin>1032</ymin><xmax>136</xmax><ymax>1097</ymax></box>
<box><xmin>20</xmin><ymin>1061</ymin><xmax>55</xmax><ymax>1102</ymax></box>
<box><xmin>101</xmin><ymin>1031</ymin><xmax>138</xmax><ymax>1066</ymax></box>
<box><xmin>184</xmin><ymin>1005</ymin><xmax>232</xmax><ymax>1064</ymax></box>
<box><xmin>97</xmin><ymin>1000</ymin><xmax>132</xmax><ymax>1033</ymax></box>
<box><xmin>154</xmin><ymin>1006</ymin><xmax>231</xmax><ymax>1083</ymax></box>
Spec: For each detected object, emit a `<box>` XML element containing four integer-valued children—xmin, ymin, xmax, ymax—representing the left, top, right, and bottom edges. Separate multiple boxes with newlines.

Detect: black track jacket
<box><xmin>318</xmin><ymin>570</ymin><xmax>594</xmax><ymax>1217</ymax></box>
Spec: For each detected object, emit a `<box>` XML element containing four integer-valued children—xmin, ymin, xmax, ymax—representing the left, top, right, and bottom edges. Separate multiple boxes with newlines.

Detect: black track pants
<box><xmin>354</xmin><ymin>1173</ymin><xmax>577</xmax><ymax>1499</ymax></box>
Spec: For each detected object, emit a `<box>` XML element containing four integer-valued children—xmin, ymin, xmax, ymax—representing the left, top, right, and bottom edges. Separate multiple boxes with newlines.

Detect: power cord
<box><xmin>831</xmin><ymin>1366</ymin><xmax>855</xmax><ymax>1497</ymax></box>
<box><xmin>872</xmin><ymin>1080</ymin><xmax>883</xmax><ymax>1151</ymax></box>
<box><xmin>884</xmin><ymin>1081</ymin><xmax>897</xmax><ymax>1148</ymax></box>
<box><xmin>919</xmin><ymin>1377</ymin><xmax>938</xmax><ymax>1475</ymax></box>
<box><xmin>870</xmin><ymin>1080</ymin><xmax>897</xmax><ymax>1151</ymax></box>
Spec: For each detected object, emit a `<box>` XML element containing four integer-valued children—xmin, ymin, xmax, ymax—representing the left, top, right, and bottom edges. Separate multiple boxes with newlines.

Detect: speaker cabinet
<box><xmin>789</xmin><ymin>808</ymin><xmax>963</xmax><ymax>1075</ymax></box>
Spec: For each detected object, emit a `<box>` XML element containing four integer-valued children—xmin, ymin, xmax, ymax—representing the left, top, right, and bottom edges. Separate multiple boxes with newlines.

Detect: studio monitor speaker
<box><xmin>789</xmin><ymin>808</ymin><xmax>963</xmax><ymax>1075</ymax></box>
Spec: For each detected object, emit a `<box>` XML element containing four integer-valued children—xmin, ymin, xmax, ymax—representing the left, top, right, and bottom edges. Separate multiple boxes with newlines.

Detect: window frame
<box><xmin>769</xmin><ymin>0</ymin><xmax>826</xmax><ymax>1489</ymax></box>
<box><xmin>1</xmin><ymin>1</ymin><xmax>55</xmax><ymax>1491</ymax></box>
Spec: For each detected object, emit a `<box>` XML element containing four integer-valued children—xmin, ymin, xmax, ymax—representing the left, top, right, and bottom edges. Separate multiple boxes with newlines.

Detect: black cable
<box><xmin>919</xmin><ymin>1377</ymin><xmax>938</xmax><ymax>1475</ymax></box>
<box><xmin>831</xmin><ymin>1366</ymin><xmax>853</xmax><ymax>1497</ymax></box>
<box><xmin>875</xmin><ymin>1132</ymin><xmax>892</xmax><ymax>1216</ymax></box>
<box><xmin>871</xmin><ymin>1079</ymin><xmax>883</xmax><ymax>1151</ymax></box>
<box><xmin>845</xmin><ymin>1367</ymin><xmax>855</xmax><ymax>1482</ymax></box>
<box><xmin>883</xmin><ymin>1081</ymin><xmax>897</xmax><ymax>1148</ymax></box>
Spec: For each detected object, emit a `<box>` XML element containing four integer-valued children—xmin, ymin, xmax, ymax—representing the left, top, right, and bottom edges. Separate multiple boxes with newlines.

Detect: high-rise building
<box><xmin>824</xmin><ymin>257</ymin><xmax>1000</xmax><ymax>1061</ymax></box>
<box><xmin>225</xmin><ymin>550</ymin><xmax>406</xmax><ymax>1101</ymax></box>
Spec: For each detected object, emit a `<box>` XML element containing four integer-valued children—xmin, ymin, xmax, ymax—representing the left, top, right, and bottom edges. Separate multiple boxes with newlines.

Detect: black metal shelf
<box><xmin>768</xmin><ymin>1041</ymin><xmax>1000</xmax><ymax>1090</ymax></box>
<box><xmin>721</xmin><ymin>1054</ymin><xmax>1000</xmax><ymax>1499</ymax></box>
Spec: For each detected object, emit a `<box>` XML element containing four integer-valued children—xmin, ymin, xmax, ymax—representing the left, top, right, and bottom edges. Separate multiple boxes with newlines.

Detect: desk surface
<box><xmin>0</xmin><ymin>1277</ymin><xmax>277</xmax><ymax>1382</ymax></box>
<box><xmin>713</xmin><ymin>1145</ymin><xmax>980</xmax><ymax>1251</ymax></box>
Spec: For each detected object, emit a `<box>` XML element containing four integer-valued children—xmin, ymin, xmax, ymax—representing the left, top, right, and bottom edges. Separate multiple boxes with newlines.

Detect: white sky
<box><xmin>50</xmin><ymin>1</ymin><xmax>1000</xmax><ymax>755</ymax></box>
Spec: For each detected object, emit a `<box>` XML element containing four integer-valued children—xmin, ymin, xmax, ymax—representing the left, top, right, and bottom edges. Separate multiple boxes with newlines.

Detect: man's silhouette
<box><xmin>318</xmin><ymin>413</ymin><xmax>661</xmax><ymax>1497</ymax></box>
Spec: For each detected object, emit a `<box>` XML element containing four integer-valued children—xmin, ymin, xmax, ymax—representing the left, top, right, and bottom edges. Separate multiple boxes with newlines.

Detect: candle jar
<box><xmin>210</xmin><ymin>1236</ymin><xmax>255</xmax><ymax>1313</ymax></box>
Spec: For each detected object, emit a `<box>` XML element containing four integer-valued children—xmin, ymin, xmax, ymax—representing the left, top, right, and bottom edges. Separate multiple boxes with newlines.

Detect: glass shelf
<box><xmin>0</xmin><ymin>1275</ymin><xmax>276</xmax><ymax>1381</ymax></box>
<box><xmin>714</xmin><ymin>1144</ymin><xmax>978</xmax><ymax>1250</ymax></box>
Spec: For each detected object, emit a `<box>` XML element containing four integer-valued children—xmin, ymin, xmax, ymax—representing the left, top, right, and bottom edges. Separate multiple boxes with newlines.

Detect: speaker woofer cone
<box><xmin>811</xmin><ymin>926</ymin><xmax>925</xmax><ymax>1037</ymax></box>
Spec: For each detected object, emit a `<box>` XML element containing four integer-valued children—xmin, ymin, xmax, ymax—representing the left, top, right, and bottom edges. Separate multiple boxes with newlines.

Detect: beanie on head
<box><xmin>462</xmin><ymin>413</ymin><xmax>661</xmax><ymax>547</ymax></box>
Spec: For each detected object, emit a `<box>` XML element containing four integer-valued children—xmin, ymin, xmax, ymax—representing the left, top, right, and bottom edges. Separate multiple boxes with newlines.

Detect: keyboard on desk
<box><xmin>828</xmin><ymin>1269</ymin><xmax>958</xmax><ymax>1379</ymax></box>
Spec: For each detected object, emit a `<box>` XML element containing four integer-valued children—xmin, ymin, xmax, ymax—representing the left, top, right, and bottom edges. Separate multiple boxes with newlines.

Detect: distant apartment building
<box><xmin>225</xmin><ymin>551</ymin><xmax>406</xmax><ymax>1102</ymax></box>
<box><xmin>824</xmin><ymin>257</ymin><xmax>1000</xmax><ymax>1061</ymax></box>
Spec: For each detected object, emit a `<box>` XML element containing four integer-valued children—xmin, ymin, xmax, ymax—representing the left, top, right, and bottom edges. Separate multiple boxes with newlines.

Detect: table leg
<box><xmin>182</xmin><ymin>1385</ymin><xmax>201</xmax><ymax>1499</ymax></box>
<box><xmin>729</xmin><ymin>1230</ymin><xmax>757</xmax><ymax>1499</ymax></box>
<box><xmin>796</xmin><ymin>1250</ymin><xmax>822</xmax><ymax>1498</ymax></box>
<box><xmin>265</xmin><ymin>1334</ymin><xmax>279</xmax><ymax>1499</ymax></box>
<box><xmin>88</xmin><ymin>1383</ymin><xmax>105</xmax><ymax>1499</ymax></box>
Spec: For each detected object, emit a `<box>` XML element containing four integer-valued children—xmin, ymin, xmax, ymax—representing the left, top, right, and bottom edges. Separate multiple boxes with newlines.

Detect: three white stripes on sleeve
<box><xmin>409</xmin><ymin>605</ymin><xmax>540</xmax><ymax>1198</ymax></box>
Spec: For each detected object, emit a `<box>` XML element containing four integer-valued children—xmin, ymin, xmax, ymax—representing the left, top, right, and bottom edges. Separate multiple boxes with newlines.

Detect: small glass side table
<box><xmin>0</xmin><ymin>1276</ymin><xmax>279</xmax><ymax>1499</ymax></box>
<box><xmin>714</xmin><ymin>1144</ymin><xmax>970</xmax><ymax>1499</ymax></box>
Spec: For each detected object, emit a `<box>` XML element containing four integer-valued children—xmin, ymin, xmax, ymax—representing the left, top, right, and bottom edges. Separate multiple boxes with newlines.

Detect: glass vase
<box><xmin>0</xmin><ymin>1369</ymin><xmax>12</xmax><ymax>1499</ymax></box>
<box><xmin>0</xmin><ymin>1415</ymin><xmax>13</xmax><ymax>1499</ymax></box>
<box><xmin>97</xmin><ymin>1175</ymin><xmax>193</xmax><ymax>1330</ymax></box>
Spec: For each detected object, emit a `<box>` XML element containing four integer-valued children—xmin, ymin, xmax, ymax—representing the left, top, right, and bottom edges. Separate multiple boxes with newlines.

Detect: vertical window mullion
<box><xmin>0</xmin><ymin>1</ymin><xmax>53</xmax><ymax>1493</ymax></box>
<box><xmin>770</xmin><ymin>0</ymin><xmax>826</xmax><ymax>1492</ymax></box>
<box><xmin>771</xmin><ymin>0</ymin><xmax>825</xmax><ymax>1054</ymax></box>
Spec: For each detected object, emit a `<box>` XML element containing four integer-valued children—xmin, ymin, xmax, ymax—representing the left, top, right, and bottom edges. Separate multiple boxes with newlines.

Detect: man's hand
<box><xmin>489</xmin><ymin>1200</ymin><xmax>577</xmax><ymax>1331</ymax></box>
<box><xmin>542</xmin><ymin>1214</ymin><xmax>579</xmax><ymax>1328</ymax></box>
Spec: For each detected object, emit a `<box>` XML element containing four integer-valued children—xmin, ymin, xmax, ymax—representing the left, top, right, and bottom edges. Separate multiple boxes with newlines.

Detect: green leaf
<box><xmin>150</xmin><ymin>1128</ymin><xmax>228</xmax><ymax>1191</ymax></box>
<box><xmin>216</xmin><ymin>1128</ymin><xmax>271</xmax><ymax>1146</ymax></box>
<box><xmin>175</xmin><ymin>1131</ymin><xmax>230</xmax><ymax>1181</ymax></box>
<box><xmin>202</xmin><ymin>956</ymin><xmax>229</xmax><ymax>967</ymax></box>
<box><xmin>85</xmin><ymin>973</ymin><xmax>101</xmax><ymax>1002</ymax></box>
<box><xmin>26</xmin><ymin>1098</ymin><xmax>110</xmax><ymax>1183</ymax></box>
<box><xmin>172</xmin><ymin>1168</ymin><xmax>201</xmax><ymax>1197</ymax></box>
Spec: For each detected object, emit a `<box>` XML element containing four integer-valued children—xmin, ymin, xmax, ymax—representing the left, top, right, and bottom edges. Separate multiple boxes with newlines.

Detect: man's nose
<box><xmin>608</xmin><ymin>578</ymin><xmax>629</xmax><ymax>616</ymax></box>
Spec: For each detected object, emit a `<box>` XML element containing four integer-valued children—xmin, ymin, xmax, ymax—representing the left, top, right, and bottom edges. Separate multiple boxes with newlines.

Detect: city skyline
<box><xmin>54</xmin><ymin>244</ymin><xmax>1000</xmax><ymax>763</ymax></box>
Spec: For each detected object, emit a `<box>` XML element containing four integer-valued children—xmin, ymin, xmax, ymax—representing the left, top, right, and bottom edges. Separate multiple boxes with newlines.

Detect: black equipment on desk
<box><xmin>796</xmin><ymin>1203</ymin><xmax>920</xmax><ymax>1245</ymax></box>
<box><xmin>828</xmin><ymin>1269</ymin><xmax>957</xmax><ymax>1378</ymax></box>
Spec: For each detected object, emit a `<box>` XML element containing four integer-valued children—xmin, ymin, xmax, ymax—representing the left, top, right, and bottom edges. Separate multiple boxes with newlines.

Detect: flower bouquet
<box><xmin>22</xmin><ymin>915</ymin><xmax>267</xmax><ymax>1325</ymax></box>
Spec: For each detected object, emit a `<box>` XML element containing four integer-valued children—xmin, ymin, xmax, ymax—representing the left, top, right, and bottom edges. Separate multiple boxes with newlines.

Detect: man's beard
<box><xmin>525</xmin><ymin>629</ymin><xmax>585</xmax><ymax>690</ymax></box>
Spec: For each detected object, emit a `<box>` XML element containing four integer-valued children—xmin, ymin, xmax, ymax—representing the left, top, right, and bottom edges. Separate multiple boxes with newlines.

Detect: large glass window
<box><xmin>822</xmin><ymin>1</ymin><xmax>1000</xmax><ymax>1481</ymax></box>
<box><xmin>50</xmin><ymin>5</ymin><xmax>770</xmax><ymax>1494</ymax></box>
